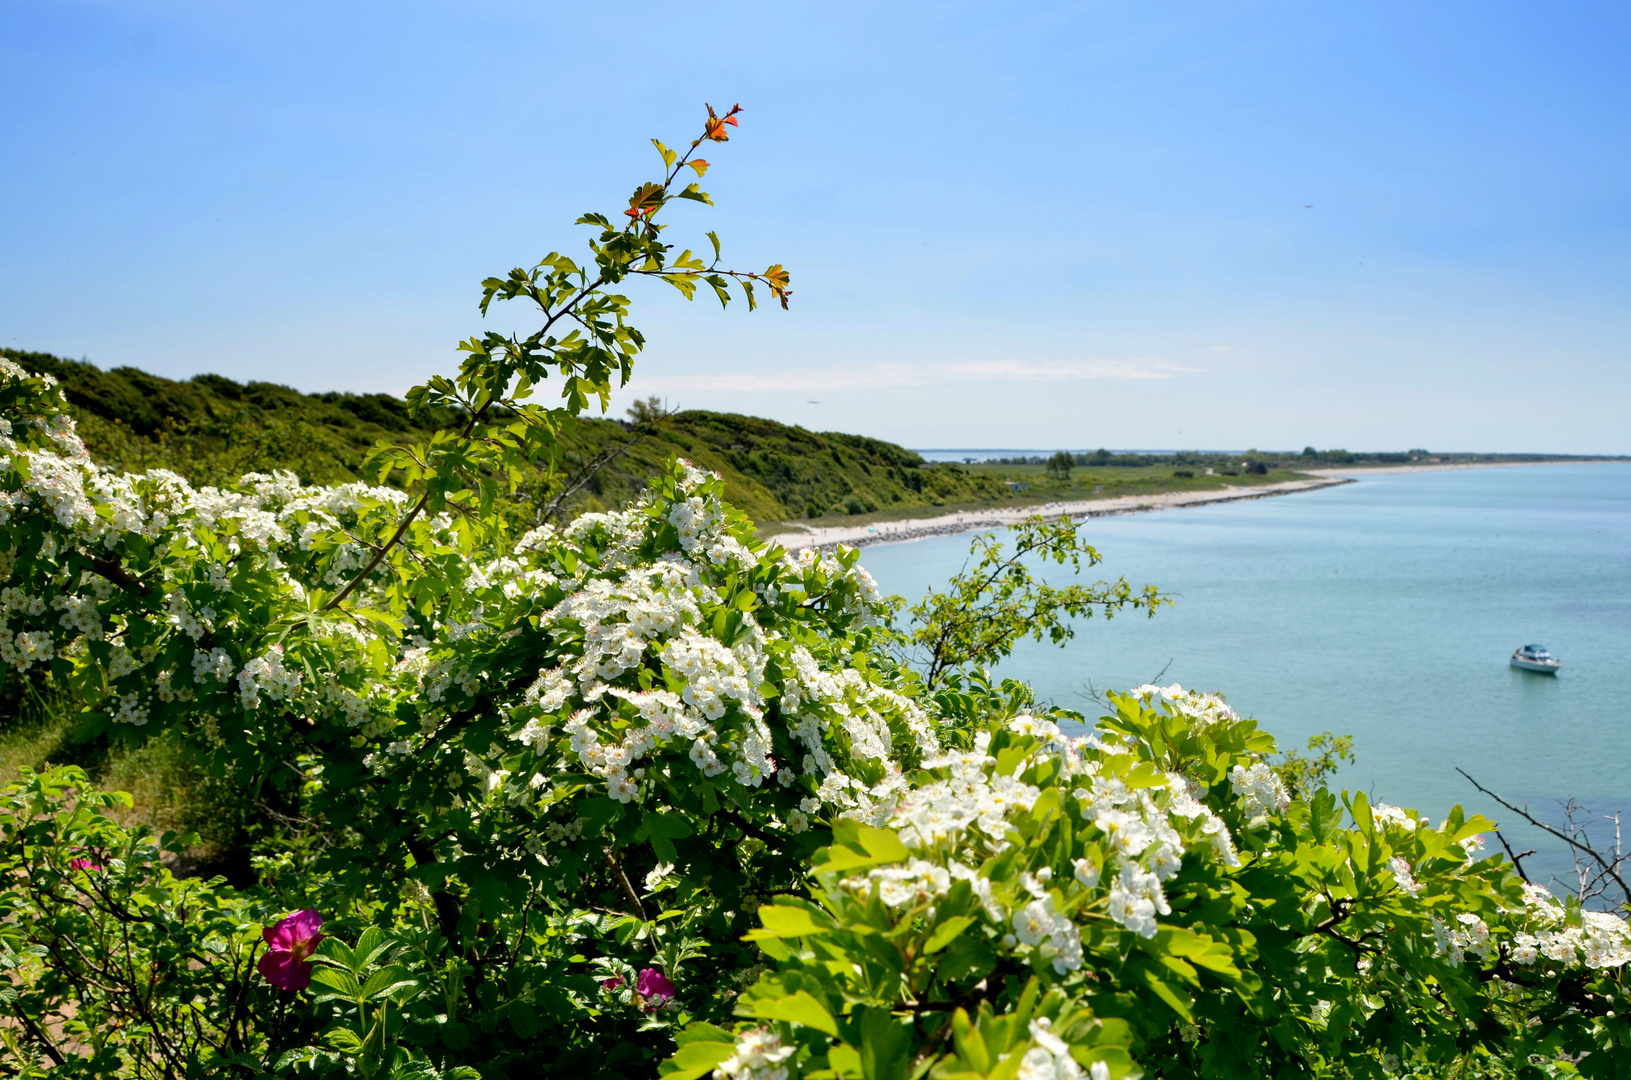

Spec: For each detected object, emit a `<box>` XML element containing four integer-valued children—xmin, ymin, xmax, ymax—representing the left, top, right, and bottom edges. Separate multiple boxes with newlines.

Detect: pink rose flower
<box><xmin>257</xmin><ymin>910</ymin><xmax>325</xmax><ymax>992</ymax></box>
<box><xmin>602</xmin><ymin>976</ymin><xmax>625</xmax><ymax>990</ymax></box>
<box><xmin>637</xmin><ymin>967</ymin><xmax>675</xmax><ymax>1006</ymax></box>
<box><xmin>70</xmin><ymin>858</ymin><xmax>102</xmax><ymax>872</ymax></box>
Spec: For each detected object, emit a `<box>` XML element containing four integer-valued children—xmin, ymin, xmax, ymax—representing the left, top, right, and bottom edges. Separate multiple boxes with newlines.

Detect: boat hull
<box><xmin>1511</xmin><ymin>657</ymin><xmax>1561</xmax><ymax>674</ymax></box>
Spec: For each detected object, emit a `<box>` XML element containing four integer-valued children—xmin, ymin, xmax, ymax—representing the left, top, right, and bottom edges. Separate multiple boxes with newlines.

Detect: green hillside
<box><xmin>1</xmin><ymin>350</ymin><xmax>1012</xmax><ymax>526</ymax></box>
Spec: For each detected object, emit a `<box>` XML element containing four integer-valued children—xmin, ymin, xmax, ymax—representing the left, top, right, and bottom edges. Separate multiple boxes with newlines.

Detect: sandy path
<box><xmin>761</xmin><ymin>477</ymin><xmax>1353</xmax><ymax>552</ymax></box>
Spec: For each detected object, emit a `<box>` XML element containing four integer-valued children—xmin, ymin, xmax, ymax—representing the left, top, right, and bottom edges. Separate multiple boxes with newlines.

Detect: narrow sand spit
<box><xmin>761</xmin><ymin>477</ymin><xmax>1352</xmax><ymax>552</ymax></box>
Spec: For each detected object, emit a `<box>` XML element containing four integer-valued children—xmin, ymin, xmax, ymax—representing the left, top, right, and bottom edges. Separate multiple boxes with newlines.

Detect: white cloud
<box><xmin>638</xmin><ymin>358</ymin><xmax>1197</xmax><ymax>393</ymax></box>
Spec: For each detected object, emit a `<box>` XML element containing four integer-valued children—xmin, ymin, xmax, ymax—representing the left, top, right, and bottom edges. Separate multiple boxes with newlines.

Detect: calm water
<box><xmin>860</xmin><ymin>464</ymin><xmax>1631</xmax><ymax>888</ymax></box>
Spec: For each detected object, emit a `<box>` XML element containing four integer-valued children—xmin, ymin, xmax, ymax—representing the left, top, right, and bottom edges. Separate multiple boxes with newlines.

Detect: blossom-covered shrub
<box><xmin>6</xmin><ymin>107</ymin><xmax>1631</xmax><ymax>1079</ymax></box>
<box><xmin>670</xmin><ymin>686</ymin><xmax>1631</xmax><ymax>1080</ymax></box>
<box><xmin>0</xmin><ymin>353</ymin><xmax>957</xmax><ymax>1071</ymax></box>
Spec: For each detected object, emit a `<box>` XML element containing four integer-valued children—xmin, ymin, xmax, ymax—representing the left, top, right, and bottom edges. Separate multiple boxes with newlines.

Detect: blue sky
<box><xmin>4</xmin><ymin>1</ymin><xmax>1628</xmax><ymax>452</ymax></box>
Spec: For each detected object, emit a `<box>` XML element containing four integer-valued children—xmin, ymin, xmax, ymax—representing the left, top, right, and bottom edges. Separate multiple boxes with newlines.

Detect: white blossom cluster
<box><xmin>1229</xmin><ymin>762</ymin><xmax>1291</xmax><ymax>818</ymax></box>
<box><xmin>3</xmin><ymin>355</ymin><xmax>925</xmax><ymax>854</ymax></box>
<box><xmin>0</xmin><ymin>361</ymin><xmax>455</xmax><ymax>737</ymax></box>
<box><xmin>1019</xmin><ymin>1018</ymin><xmax>1109</xmax><ymax>1080</ymax></box>
<box><xmin>472</xmin><ymin>463</ymin><xmax>914</xmax><ymax>821</ymax></box>
<box><xmin>1505</xmin><ymin>883</ymin><xmax>1631</xmax><ymax>970</ymax></box>
<box><xmin>1127</xmin><ymin>683</ymin><xmax>1240</xmax><ymax>729</ymax></box>
<box><xmin>1367</xmin><ymin>802</ymin><xmax>1631</xmax><ymax>973</ymax></box>
<box><xmin>711</xmin><ymin>1028</ymin><xmax>796</xmax><ymax>1080</ymax></box>
<box><xmin>835</xmin><ymin>693</ymin><xmax>1253</xmax><ymax>988</ymax></box>
<box><xmin>1432</xmin><ymin>912</ymin><xmax>1494</xmax><ymax>966</ymax></box>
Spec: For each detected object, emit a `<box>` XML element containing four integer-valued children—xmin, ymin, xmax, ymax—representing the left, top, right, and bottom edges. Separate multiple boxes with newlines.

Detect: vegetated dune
<box><xmin>2</xmin><ymin>349</ymin><xmax>1009</xmax><ymax>525</ymax></box>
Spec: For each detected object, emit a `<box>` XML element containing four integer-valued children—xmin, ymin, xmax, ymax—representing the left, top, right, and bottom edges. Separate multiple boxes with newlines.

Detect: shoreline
<box><xmin>763</xmin><ymin>477</ymin><xmax>1354</xmax><ymax>552</ymax></box>
<box><xmin>1305</xmin><ymin>459</ymin><xmax>1627</xmax><ymax>477</ymax></box>
<box><xmin>762</xmin><ymin>458</ymin><xmax>1629</xmax><ymax>553</ymax></box>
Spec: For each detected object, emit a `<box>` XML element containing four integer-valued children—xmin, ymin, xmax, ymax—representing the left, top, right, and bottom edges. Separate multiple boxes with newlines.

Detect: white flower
<box><xmin>712</xmin><ymin>1027</ymin><xmax>795</xmax><ymax>1080</ymax></box>
<box><xmin>1094</xmin><ymin>808</ymin><xmax>1153</xmax><ymax>858</ymax></box>
<box><xmin>1108</xmin><ymin>861</ymin><xmax>1169</xmax><ymax>939</ymax></box>
<box><xmin>1388</xmin><ymin>856</ymin><xmax>1420</xmax><ymax>897</ymax></box>
<box><xmin>1013</xmin><ymin>900</ymin><xmax>1053</xmax><ymax>947</ymax></box>
<box><xmin>1228</xmin><ymin>762</ymin><xmax>1289</xmax><ymax>817</ymax></box>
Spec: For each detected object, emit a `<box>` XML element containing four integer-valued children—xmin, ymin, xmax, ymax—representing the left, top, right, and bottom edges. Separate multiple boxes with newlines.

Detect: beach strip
<box><xmin>762</xmin><ymin>476</ymin><xmax>1353</xmax><ymax>551</ymax></box>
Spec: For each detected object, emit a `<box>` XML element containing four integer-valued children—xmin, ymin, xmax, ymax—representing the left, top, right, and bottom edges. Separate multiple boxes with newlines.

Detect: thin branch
<box><xmin>1494</xmin><ymin>829</ymin><xmax>1536</xmax><ymax>884</ymax></box>
<box><xmin>87</xmin><ymin>555</ymin><xmax>151</xmax><ymax>596</ymax></box>
<box><xmin>605</xmin><ymin>851</ymin><xmax>648</xmax><ymax>921</ymax></box>
<box><xmin>1458</xmin><ymin>768</ymin><xmax>1631</xmax><ymax>906</ymax></box>
<box><xmin>6</xmin><ymin>1004</ymin><xmax>67</xmax><ymax>1067</ymax></box>
<box><xmin>540</xmin><ymin>431</ymin><xmax>648</xmax><ymax>524</ymax></box>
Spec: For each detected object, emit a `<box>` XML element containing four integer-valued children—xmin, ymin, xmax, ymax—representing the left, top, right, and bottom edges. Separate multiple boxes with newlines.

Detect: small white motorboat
<box><xmin>1510</xmin><ymin>644</ymin><xmax>1561</xmax><ymax>674</ymax></box>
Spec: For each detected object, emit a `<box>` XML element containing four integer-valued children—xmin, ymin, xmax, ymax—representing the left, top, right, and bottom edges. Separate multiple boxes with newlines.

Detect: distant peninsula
<box><xmin>6</xmin><ymin>349</ymin><xmax>1622</xmax><ymax>534</ymax></box>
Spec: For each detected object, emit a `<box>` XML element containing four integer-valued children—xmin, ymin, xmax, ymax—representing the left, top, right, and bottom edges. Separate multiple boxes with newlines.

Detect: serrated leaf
<box><xmin>360</xmin><ymin>965</ymin><xmax>416</xmax><ymax>1000</ymax></box>
<box><xmin>310</xmin><ymin>966</ymin><xmax>361</xmax><ymax>998</ymax></box>
<box><xmin>323</xmin><ymin>1026</ymin><xmax>367</xmax><ymax>1053</ymax></box>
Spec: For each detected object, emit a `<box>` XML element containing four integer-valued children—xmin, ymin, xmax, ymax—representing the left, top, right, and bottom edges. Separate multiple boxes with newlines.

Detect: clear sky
<box><xmin>4</xmin><ymin>1</ymin><xmax>1629</xmax><ymax>453</ymax></box>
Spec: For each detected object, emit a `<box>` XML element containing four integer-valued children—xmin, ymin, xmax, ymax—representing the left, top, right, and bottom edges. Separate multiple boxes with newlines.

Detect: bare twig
<box><xmin>539</xmin><ymin>431</ymin><xmax>648</xmax><ymax>524</ymax></box>
<box><xmin>1493</xmin><ymin>829</ymin><xmax>1536</xmax><ymax>885</ymax></box>
<box><xmin>1458</xmin><ymin>768</ymin><xmax>1631</xmax><ymax>910</ymax></box>
<box><xmin>1079</xmin><ymin>659</ymin><xmax>1173</xmax><ymax>713</ymax></box>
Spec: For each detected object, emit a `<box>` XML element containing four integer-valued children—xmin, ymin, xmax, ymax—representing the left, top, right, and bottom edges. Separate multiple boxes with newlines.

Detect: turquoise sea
<box><xmin>859</xmin><ymin>464</ymin><xmax>1631</xmax><ymax>889</ymax></box>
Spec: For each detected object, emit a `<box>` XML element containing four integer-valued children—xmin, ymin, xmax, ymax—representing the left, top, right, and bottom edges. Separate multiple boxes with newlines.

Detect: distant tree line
<box><xmin>990</xmin><ymin>446</ymin><xmax>1615</xmax><ymax>468</ymax></box>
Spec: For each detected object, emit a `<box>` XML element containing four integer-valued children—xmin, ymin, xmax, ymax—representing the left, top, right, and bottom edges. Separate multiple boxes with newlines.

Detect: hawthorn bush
<box><xmin>1</xmin><ymin>109</ymin><xmax>1629</xmax><ymax>1079</ymax></box>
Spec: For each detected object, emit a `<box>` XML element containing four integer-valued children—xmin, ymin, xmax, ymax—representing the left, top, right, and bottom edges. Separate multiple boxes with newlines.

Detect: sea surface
<box><xmin>858</xmin><ymin>464</ymin><xmax>1631</xmax><ymax>891</ymax></box>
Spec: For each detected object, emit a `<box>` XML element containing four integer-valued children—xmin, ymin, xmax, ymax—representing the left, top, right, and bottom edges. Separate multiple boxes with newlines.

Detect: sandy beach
<box><xmin>1303</xmin><ymin>459</ymin><xmax>1623</xmax><ymax>477</ymax></box>
<box><xmin>762</xmin><ymin>476</ymin><xmax>1353</xmax><ymax>551</ymax></box>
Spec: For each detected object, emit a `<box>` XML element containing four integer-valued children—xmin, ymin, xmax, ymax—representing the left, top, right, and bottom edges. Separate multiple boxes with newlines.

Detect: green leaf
<box><xmin>509</xmin><ymin>1000</ymin><xmax>538</xmax><ymax>1038</ymax></box>
<box><xmin>951</xmin><ymin>1009</ymin><xmax>990</xmax><ymax>1073</ymax></box>
<box><xmin>859</xmin><ymin>1008</ymin><xmax>911</xmax><ymax>1080</ymax></box>
<box><xmin>828</xmin><ymin>1044</ymin><xmax>863</xmax><ymax>1077</ymax></box>
<box><xmin>637</xmin><ymin>811</ymin><xmax>694</xmax><ymax>864</ymax></box>
<box><xmin>748</xmin><ymin>989</ymin><xmax>838</xmax><ymax>1036</ymax></box>
<box><xmin>923</xmin><ymin>916</ymin><xmax>973</xmax><ymax>955</ymax></box>
<box><xmin>323</xmin><ymin>1026</ymin><xmax>367</xmax><ymax>1053</ymax></box>
<box><xmin>815</xmin><ymin>822</ymin><xmax>909</xmax><ymax>873</ymax></box>
<box><xmin>309</xmin><ymin>966</ymin><xmax>361</xmax><ymax>999</ymax></box>
<box><xmin>352</xmin><ymin>926</ymin><xmax>392</xmax><ymax>971</ymax></box>
<box><xmin>317</xmin><ymin>937</ymin><xmax>356</xmax><ymax>971</ymax></box>
<box><xmin>1135</xmin><ymin>965</ymin><xmax>1192</xmax><ymax>1021</ymax></box>
<box><xmin>661</xmin><ymin>1038</ymin><xmax>737</xmax><ymax>1080</ymax></box>
<box><xmin>746</xmin><ymin>901</ymin><xmax>832</xmax><ymax>940</ymax></box>
<box><xmin>360</xmin><ymin>965</ymin><xmax>417</xmax><ymax>1001</ymax></box>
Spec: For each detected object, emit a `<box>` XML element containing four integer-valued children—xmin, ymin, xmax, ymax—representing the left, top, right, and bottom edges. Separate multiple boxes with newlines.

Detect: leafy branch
<box><xmin>323</xmin><ymin>104</ymin><xmax>788</xmax><ymax>615</ymax></box>
<box><xmin>902</xmin><ymin>515</ymin><xmax>1167</xmax><ymax>689</ymax></box>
